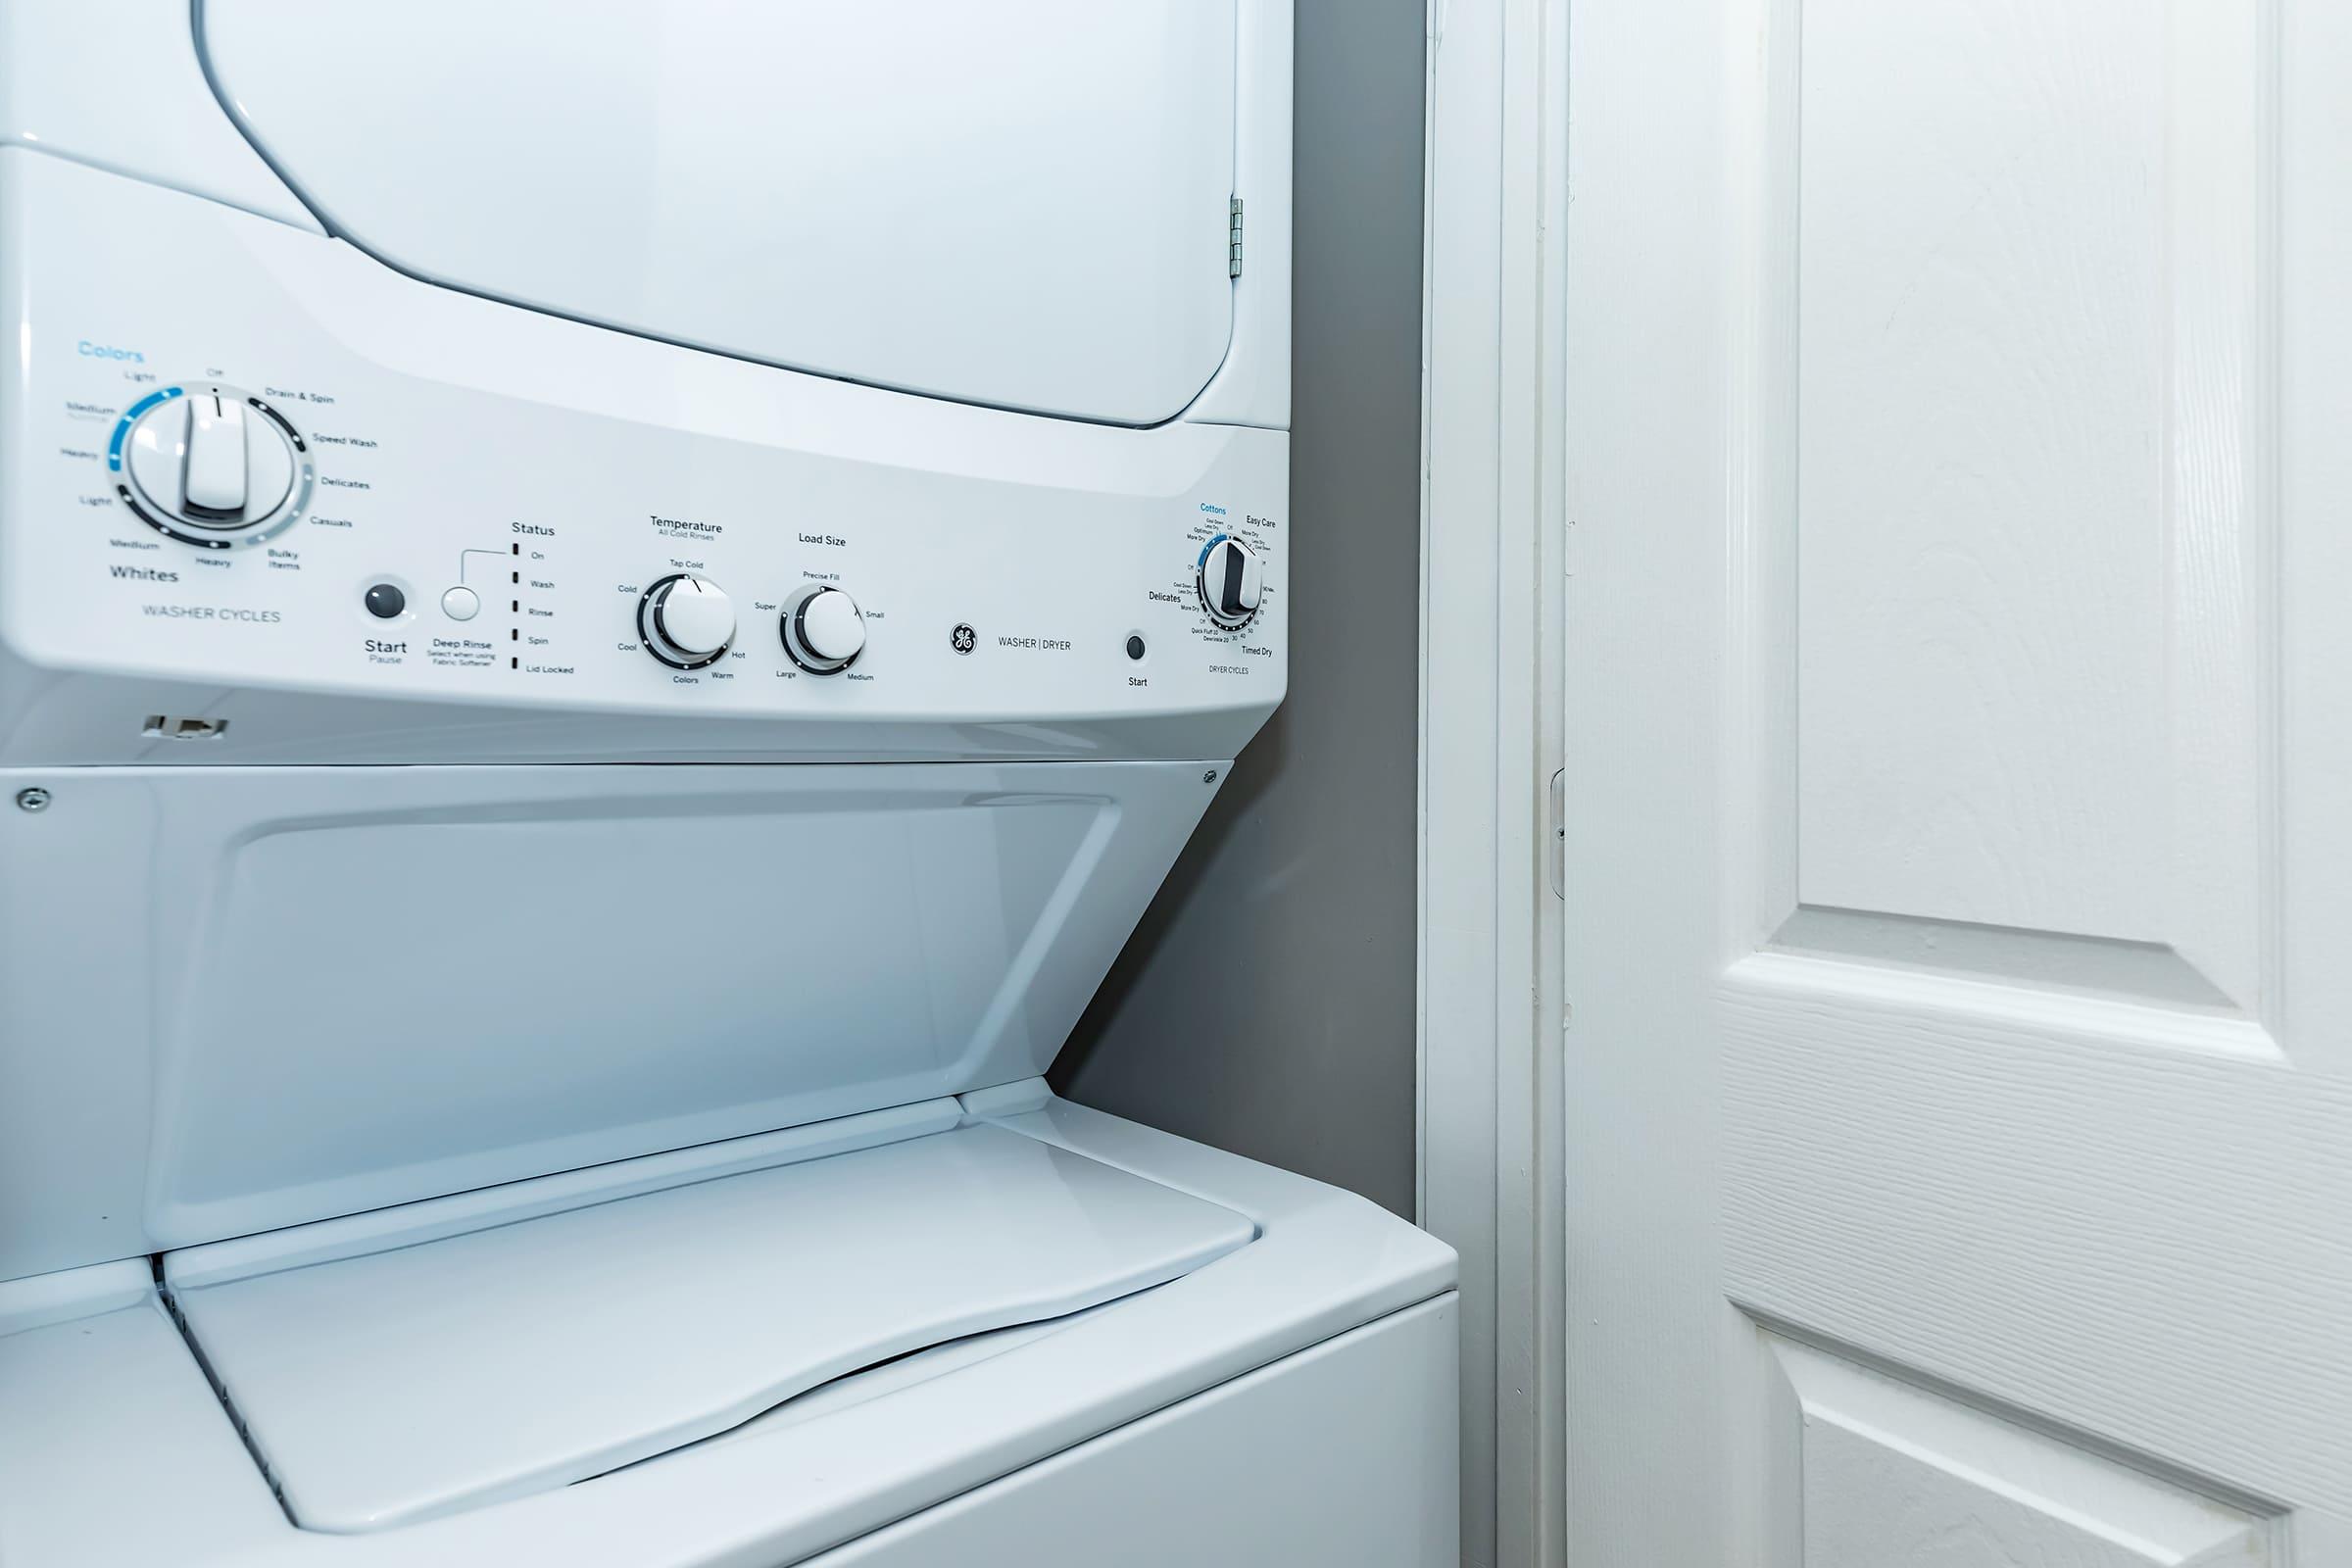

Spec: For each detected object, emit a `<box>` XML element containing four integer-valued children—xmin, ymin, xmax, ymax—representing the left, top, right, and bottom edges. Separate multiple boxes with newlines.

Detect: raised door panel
<box><xmin>1766</xmin><ymin>1338</ymin><xmax>2274</xmax><ymax>1568</ymax></box>
<box><xmin>1562</xmin><ymin>0</ymin><xmax>2352</xmax><ymax>1559</ymax></box>
<box><xmin>1788</xmin><ymin>0</ymin><xmax>2270</xmax><ymax>1013</ymax></box>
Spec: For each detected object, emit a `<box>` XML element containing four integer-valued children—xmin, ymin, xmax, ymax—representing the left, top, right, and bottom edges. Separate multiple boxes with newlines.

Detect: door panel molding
<box><xmin>1757</xmin><ymin>1327</ymin><xmax>2281</xmax><ymax>1567</ymax></box>
<box><xmin>1727</xmin><ymin>0</ymin><xmax>2284</xmax><ymax>1025</ymax></box>
<box><xmin>1765</xmin><ymin>906</ymin><xmax>2241</xmax><ymax>1012</ymax></box>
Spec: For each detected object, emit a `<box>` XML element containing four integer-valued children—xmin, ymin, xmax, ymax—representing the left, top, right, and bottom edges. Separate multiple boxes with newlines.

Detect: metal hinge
<box><xmin>1547</xmin><ymin>768</ymin><xmax>1565</xmax><ymax>900</ymax></box>
<box><xmin>1229</xmin><ymin>198</ymin><xmax>1245</xmax><ymax>278</ymax></box>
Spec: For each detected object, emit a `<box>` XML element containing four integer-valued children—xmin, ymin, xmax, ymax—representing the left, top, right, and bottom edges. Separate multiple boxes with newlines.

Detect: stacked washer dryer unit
<box><xmin>0</xmin><ymin>6</ymin><xmax>1457</xmax><ymax>1566</ymax></box>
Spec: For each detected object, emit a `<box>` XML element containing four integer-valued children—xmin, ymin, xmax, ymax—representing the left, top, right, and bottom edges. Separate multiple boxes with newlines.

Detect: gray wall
<box><xmin>1049</xmin><ymin>1</ymin><xmax>1426</xmax><ymax>1218</ymax></box>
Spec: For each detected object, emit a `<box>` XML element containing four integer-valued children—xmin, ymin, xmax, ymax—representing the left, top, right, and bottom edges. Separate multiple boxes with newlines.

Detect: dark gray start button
<box><xmin>364</xmin><ymin>583</ymin><xmax>406</xmax><ymax>619</ymax></box>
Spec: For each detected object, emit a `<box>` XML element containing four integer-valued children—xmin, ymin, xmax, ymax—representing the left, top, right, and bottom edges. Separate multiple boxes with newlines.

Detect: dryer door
<box><xmin>200</xmin><ymin>1</ymin><xmax>1240</xmax><ymax>425</ymax></box>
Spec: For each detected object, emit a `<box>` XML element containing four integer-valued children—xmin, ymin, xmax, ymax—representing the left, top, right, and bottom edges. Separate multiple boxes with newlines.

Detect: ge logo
<box><xmin>950</xmin><ymin>623</ymin><xmax>978</xmax><ymax>656</ymax></box>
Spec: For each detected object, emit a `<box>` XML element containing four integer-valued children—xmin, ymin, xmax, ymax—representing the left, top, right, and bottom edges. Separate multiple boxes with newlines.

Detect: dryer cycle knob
<box><xmin>1198</xmin><ymin>535</ymin><xmax>1264</xmax><ymax>627</ymax></box>
<box><xmin>780</xmin><ymin>585</ymin><xmax>866</xmax><ymax>674</ymax></box>
<box><xmin>639</xmin><ymin>574</ymin><xmax>735</xmax><ymax>669</ymax></box>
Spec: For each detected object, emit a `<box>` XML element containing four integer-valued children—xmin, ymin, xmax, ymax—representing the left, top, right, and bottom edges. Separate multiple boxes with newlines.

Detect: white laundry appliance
<box><xmin>0</xmin><ymin>6</ymin><xmax>1458</xmax><ymax>1565</ymax></box>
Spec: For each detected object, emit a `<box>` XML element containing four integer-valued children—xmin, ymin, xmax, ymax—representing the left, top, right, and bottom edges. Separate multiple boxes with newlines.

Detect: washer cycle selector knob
<box><xmin>638</xmin><ymin>574</ymin><xmax>735</xmax><ymax>668</ymax></box>
<box><xmin>111</xmin><ymin>383</ymin><xmax>312</xmax><ymax>549</ymax></box>
<box><xmin>780</xmin><ymin>585</ymin><xmax>866</xmax><ymax>673</ymax></box>
<box><xmin>1197</xmin><ymin>535</ymin><xmax>1264</xmax><ymax>627</ymax></box>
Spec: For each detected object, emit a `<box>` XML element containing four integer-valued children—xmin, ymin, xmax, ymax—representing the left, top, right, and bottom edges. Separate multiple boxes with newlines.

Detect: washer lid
<box><xmin>200</xmin><ymin>1</ymin><xmax>1240</xmax><ymax>425</ymax></box>
<box><xmin>166</xmin><ymin>1120</ymin><xmax>1255</xmax><ymax>1534</ymax></box>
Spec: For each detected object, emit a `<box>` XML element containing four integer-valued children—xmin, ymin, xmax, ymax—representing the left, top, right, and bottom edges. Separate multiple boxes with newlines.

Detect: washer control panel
<box><xmin>0</xmin><ymin>152</ymin><xmax>1288</xmax><ymax>749</ymax></box>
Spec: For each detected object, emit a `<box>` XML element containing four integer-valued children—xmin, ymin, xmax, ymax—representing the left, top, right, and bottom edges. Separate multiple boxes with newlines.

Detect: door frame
<box><xmin>1416</xmin><ymin>0</ymin><xmax>1569</xmax><ymax>1562</ymax></box>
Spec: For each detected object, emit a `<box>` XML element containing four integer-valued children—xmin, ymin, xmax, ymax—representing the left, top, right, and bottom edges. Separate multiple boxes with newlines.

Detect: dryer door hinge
<box><xmin>1229</xmin><ymin>198</ymin><xmax>1245</xmax><ymax>279</ymax></box>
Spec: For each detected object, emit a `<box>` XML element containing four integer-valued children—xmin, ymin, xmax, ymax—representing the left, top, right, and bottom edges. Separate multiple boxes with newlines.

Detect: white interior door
<box><xmin>1563</xmin><ymin>0</ymin><xmax>2352</xmax><ymax>1562</ymax></box>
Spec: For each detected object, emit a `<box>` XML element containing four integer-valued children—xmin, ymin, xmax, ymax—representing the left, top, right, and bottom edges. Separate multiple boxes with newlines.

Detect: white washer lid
<box><xmin>166</xmin><ymin>1121</ymin><xmax>1253</xmax><ymax>1534</ymax></box>
<box><xmin>200</xmin><ymin>1</ymin><xmax>1241</xmax><ymax>425</ymax></box>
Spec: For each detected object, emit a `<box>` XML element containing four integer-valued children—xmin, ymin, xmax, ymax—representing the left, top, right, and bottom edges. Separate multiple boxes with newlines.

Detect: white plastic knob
<box><xmin>798</xmin><ymin>588</ymin><xmax>866</xmax><ymax>664</ymax></box>
<box><xmin>1199</xmin><ymin>536</ymin><xmax>1264</xmax><ymax>626</ymax></box>
<box><xmin>124</xmin><ymin>387</ymin><xmax>296</xmax><ymax>532</ymax></box>
<box><xmin>781</xmin><ymin>585</ymin><xmax>866</xmax><ymax>673</ymax></box>
<box><xmin>181</xmin><ymin>392</ymin><xmax>249</xmax><ymax>514</ymax></box>
<box><xmin>650</xmin><ymin>575</ymin><xmax>735</xmax><ymax>658</ymax></box>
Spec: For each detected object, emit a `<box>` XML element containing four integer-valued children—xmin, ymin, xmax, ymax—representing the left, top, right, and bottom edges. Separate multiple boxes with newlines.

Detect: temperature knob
<box><xmin>112</xmin><ymin>383</ymin><xmax>310</xmax><ymax>548</ymax></box>
<box><xmin>1197</xmin><ymin>535</ymin><xmax>1264</xmax><ymax>627</ymax></box>
<box><xmin>780</xmin><ymin>585</ymin><xmax>866</xmax><ymax>674</ymax></box>
<box><xmin>638</xmin><ymin>574</ymin><xmax>735</xmax><ymax>668</ymax></box>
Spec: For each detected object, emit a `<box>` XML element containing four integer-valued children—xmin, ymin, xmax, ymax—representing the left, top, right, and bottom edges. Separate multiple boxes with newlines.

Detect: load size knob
<box><xmin>1197</xmin><ymin>535</ymin><xmax>1264</xmax><ymax>627</ymax></box>
<box><xmin>638</xmin><ymin>573</ymin><xmax>735</xmax><ymax>668</ymax></box>
<box><xmin>780</xmin><ymin>584</ymin><xmax>866</xmax><ymax>674</ymax></box>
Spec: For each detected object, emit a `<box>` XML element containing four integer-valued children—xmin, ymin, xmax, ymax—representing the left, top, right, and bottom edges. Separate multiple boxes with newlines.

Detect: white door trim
<box><xmin>1416</xmin><ymin>0</ymin><xmax>1567</xmax><ymax>1562</ymax></box>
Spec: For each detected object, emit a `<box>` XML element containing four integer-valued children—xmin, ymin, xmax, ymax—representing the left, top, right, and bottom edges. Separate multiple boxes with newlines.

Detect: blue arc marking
<box><xmin>107</xmin><ymin>385</ymin><xmax>182</xmax><ymax>471</ymax></box>
<box><xmin>1197</xmin><ymin>533</ymin><xmax>1228</xmax><ymax>569</ymax></box>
